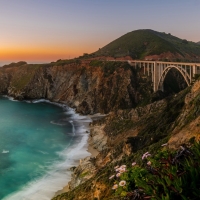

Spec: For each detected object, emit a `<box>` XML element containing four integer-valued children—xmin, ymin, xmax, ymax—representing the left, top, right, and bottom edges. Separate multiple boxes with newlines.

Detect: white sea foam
<box><xmin>37</xmin><ymin>150</ymin><xmax>49</xmax><ymax>155</ymax></box>
<box><xmin>50</xmin><ymin>120</ymin><xmax>68</xmax><ymax>126</ymax></box>
<box><xmin>32</xmin><ymin>99</ymin><xmax>50</xmax><ymax>104</ymax></box>
<box><xmin>3</xmin><ymin>132</ymin><xmax>90</xmax><ymax>200</ymax></box>
<box><xmin>2</xmin><ymin>100</ymin><xmax>92</xmax><ymax>200</ymax></box>
<box><xmin>2</xmin><ymin>95</ymin><xmax>19</xmax><ymax>102</ymax></box>
<box><xmin>2</xmin><ymin>149</ymin><xmax>9</xmax><ymax>154</ymax></box>
<box><xmin>31</xmin><ymin>99</ymin><xmax>70</xmax><ymax>111</ymax></box>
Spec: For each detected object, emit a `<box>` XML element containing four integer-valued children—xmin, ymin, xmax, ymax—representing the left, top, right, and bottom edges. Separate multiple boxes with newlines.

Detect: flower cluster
<box><xmin>132</xmin><ymin>162</ymin><xmax>137</xmax><ymax>166</ymax></box>
<box><xmin>109</xmin><ymin>164</ymin><xmax>127</xmax><ymax>190</ymax></box>
<box><xmin>142</xmin><ymin>151</ymin><xmax>151</xmax><ymax>160</ymax></box>
<box><xmin>109</xmin><ymin>151</ymin><xmax>154</xmax><ymax>196</ymax></box>
<box><xmin>109</xmin><ymin>143</ymin><xmax>200</xmax><ymax>199</ymax></box>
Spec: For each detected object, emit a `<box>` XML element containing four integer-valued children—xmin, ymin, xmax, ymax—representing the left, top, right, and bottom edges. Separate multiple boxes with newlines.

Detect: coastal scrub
<box><xmin>109</xmin><ymin>142</ymin><xmax>200</xmax><ymax>199</ymax></box>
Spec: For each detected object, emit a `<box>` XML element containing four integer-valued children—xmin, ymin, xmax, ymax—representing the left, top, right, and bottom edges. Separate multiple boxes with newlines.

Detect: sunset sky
<box><xmin>0</xmin><ymin>0</ymin><xmax>200</xmax><ymax>65</ymax></box>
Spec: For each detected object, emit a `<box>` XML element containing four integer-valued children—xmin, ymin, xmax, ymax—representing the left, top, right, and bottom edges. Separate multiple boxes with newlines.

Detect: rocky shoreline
<box><xmin>54</xmin><ymin>113</ymin><xmax>107</xmax><ymax>198</ymax></box>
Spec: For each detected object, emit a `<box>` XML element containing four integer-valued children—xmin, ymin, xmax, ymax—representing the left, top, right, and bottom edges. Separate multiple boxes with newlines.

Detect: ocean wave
<box><xmin>3</xmin><ymin>131</ymin><xmax>90</xmax><ymax>200</ymax></box>
<box><xmin>30</xmin><ymin>99</ymin><xmax>70</xmax><ymax>111</ymax></box>
<box><xmin>50</xmin><ymin>120</ymin><xmax>69</xmax><ymax>126</ymax></box>
<box><xmin>2</xmin><ymin>98</ymin><xmax>92</xmax><ymax>200</ymax></box>
<box><xmin>2</xmin><ymin>95</ymin><xmax>19</xmax><ymax>102</ymax></box>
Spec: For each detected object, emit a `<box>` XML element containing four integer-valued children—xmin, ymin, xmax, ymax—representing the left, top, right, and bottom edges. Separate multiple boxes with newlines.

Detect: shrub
<box><xmin>109</xmin><ymin>142</ymin><xmax>200</xmax><ymax>200</ymax></box>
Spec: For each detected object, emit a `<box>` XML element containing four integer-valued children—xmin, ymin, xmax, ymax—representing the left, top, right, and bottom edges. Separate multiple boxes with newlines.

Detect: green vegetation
<box><xmin>130</xmin><ymin>88</ymin><xmax>189</xmax><ymax>153</ymax></box>
<box><xmin>52</xmin><ymin>58</ymin><xmax>81</xmax><ymax>66</ymax></box>
<box><xmin>80</xmin><ymin>171</ymin><xmax>89</xmax><ymax>178</ymax></box>
<box><xmin>154</xmin><ymin>31</ymin><xmax>200</xmax><ymax>59</ymax></box>
<box><xmin>89</xmin><ymin>60</ymin><xmax>130</xmax><ymax>77</ymax></box>
<box><xmin>3</xmin><ymin>61</ymin><xmax>27</xmax><ymax>68</ymax></box>
<box><xmin>110</xmin><ymin>142</ymin><xmax>200</xmax><ymax>200</ymax></box>
<box><xmin>94</xmin><ymin>29</ymin><xmax>200</xmax><ymax>61</ymax></box>
<box><xmin>11</xmin><ymin>73</ymin><xmax>33</xmax><ymax>90</ymax></box>
<box><xmin>105</xmin><ymin>118</ymin><xmax>135</xmax><ymax>136</ymax></box>
<box><xmin>11</xmin><ymin>65</ymin><xmax>42</xmax><ymax>91</ymax></box>
<box><xmin>3</xmin><ymin>59</ymin><xmax>83</xmax><ymax>92</ymax></box>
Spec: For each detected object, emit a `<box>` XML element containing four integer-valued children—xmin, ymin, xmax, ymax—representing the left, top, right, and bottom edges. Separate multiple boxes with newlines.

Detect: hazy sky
<box><xmin>0</xmin><ymin>0</ymin><xmax>199</xmax><ymax>64</ymax></box>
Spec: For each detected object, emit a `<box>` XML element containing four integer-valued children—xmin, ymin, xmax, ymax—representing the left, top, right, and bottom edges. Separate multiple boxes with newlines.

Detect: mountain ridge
<box><xmin>92</xmin><ymin>29</ymin><xmax>200</xmax><ymax>62</ymax></box>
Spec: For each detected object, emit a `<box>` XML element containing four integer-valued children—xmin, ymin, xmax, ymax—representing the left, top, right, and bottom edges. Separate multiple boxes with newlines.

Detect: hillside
<box><xmin>53</xmin><ymin>77</ymin><xmax>200</xmax><ymax>200</ymax></box>
<box><xmin>197</xmin><ymin>41</ymin><xmax>200</xmax><ymax>45</ymax></box>
<box><xmin>93</xmin><ymin>29</ymin><xmax>200</xmax><ymax>62</ymax></box>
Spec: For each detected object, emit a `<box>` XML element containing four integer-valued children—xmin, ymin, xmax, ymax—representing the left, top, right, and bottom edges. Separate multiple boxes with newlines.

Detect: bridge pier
<box><xmin>193</xmin><ymin>65</ymin><xmax>197</xmax><ymax>77</ymax></box>
<box><xmin>153</xmin><ymin>62</ymin><xmax>160</xmax><ymax>92</ymax></box>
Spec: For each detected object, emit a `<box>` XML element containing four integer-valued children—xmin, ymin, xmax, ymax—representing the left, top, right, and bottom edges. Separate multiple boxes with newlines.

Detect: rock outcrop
<box><xmin>0</xmin><ymin>60</ymin><xmax>153</xmax><ymax>115</ymax></box>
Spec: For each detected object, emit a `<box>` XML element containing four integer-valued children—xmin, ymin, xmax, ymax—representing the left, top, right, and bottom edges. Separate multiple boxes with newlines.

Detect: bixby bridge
<box><xmin>125</xmin><ymin>60</ymin><xmax>200</xmax><ymax>92</ymax></box>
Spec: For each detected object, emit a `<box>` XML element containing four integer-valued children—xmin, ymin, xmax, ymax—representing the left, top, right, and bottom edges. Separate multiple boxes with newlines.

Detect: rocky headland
<box><xmin>0</xmin><ymin>60</ymin><xmax>155</xmax><ymax>114</ymax></box>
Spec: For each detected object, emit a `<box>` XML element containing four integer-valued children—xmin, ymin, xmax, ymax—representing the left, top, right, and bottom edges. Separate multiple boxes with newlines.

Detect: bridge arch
<box><xmin>157</xmin><ymin>65</ymin><xmax>190</xmax><ymax>91</ymax></box>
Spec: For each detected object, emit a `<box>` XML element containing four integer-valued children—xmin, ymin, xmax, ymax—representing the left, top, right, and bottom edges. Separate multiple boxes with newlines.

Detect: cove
<box><xmin>0</xmin><ymin>96</ymin><xmax>91</xmax><ymax>200</ymax></box>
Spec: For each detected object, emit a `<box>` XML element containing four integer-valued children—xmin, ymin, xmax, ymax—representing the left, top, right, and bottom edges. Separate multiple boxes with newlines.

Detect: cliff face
<box><xmin>53</xmin><ymin>78</ymin><xmax>200</xmax><ymax>200</ymax></box>
<box><xmin>0</xmin><ymin>60</ymin><xmax>153</xmax><ymax>114</ymax></box>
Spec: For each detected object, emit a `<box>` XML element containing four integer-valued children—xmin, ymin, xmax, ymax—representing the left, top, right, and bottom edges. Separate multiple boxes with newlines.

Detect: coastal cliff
<box><xmin>0</xmin><ymin>60</ymin><xmax>154</xmax><ymax>114</ymax></box>
<box><xmin>0</xmin><ymin>59</ymin><xmax>199</xmax><ymax>200</ymax></box>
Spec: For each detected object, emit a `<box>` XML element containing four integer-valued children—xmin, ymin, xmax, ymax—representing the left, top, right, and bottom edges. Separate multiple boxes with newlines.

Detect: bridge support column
<box><xmin>193</xmin><ymin>65</ymin><xmax>197</xmax><ymax>77</ymax></box>
<box><xmin>153</xmin><ymin>62</ymin><xmax>159</xmax><ymax>92</ymax></box>
<box><xmin>151</xmin><ymin>64</ymin><xmax>154</xmax><ymax>83</ymax></box>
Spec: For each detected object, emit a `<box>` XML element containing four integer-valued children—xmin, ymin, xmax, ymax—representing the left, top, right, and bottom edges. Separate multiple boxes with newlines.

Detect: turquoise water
<box><xmin>0</xmin><ymin>96</ymin><xmax>90</xmax><ymax>200</ymax></box>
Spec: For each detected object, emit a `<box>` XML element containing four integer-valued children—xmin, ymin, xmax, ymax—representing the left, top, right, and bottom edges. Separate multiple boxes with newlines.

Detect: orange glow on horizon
<box><xmin>0</xmin><ymin>48</ymin><xmax>90</xmax><ymax>61</ymax></box>
<box><xmin>0</xmin><ymin>45</ymin><xmax>97</xmax><ymax>63</ymax></box>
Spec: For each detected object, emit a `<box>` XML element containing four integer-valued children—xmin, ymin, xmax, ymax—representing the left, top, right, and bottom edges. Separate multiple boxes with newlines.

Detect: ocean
<box><xmin>0</xmin><ymin>96</ymin><xmax>91</xmax><ymax>200</ymax></box>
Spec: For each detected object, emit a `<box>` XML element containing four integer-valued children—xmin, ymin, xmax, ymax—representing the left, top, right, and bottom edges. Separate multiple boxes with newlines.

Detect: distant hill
<box><xmin>197</xmin><ymin>41</ymin><xmax>200</xmax><ymax>45</ymax></box>
<box><xmin>93</xmin><ymin>29</ymin><xmax>200</xmax><ymax>62</ymax></box>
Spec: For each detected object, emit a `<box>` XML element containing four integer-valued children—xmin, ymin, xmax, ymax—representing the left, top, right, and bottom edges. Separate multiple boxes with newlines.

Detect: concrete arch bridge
<box><xmin>127</xmin><ymin>61</ymin><xmax>200</xmax><ymax>92</ymax></box>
